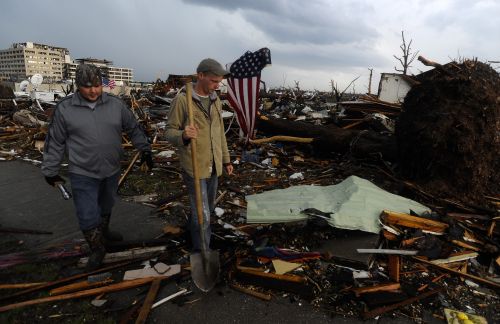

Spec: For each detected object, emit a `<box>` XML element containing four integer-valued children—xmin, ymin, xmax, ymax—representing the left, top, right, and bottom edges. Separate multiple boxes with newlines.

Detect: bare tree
<box><xmin>330</xmin><ymin>76</ymin><xmax>360</xmax><ymax>102</ymax></box>
<box><xmin>393</xmin><ymin>30</ymin><xmax>419</xmax><ymax>75</ymax></box>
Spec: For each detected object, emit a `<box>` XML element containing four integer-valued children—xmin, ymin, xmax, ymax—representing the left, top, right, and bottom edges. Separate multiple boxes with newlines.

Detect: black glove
<box><xmin>45</xmin><ymin>175</ymin><xmax>65</xmax><ymax>187</ymax></box>
<box><xmin>140</xmin><ymin>151</ymin><xmax>154</xmax><ymax>170</ymax></box>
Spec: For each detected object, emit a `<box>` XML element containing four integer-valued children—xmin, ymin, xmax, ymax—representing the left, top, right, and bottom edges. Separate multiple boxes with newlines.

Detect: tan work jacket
<box><xmin>166</xmin><ymin>89</ymin><xmax>230</xmax><ymax>179</ymax></box>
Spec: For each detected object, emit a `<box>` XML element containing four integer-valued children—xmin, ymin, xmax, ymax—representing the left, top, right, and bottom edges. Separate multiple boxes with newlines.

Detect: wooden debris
<box><xmin>0</xmin><ymin>282</ymin><xmax>46</xmax><ymax>289</ymax></box>
<box><xmin>0</xmin><ymin>276</ymin><xmax>168</xmax><ymax>313</ymax></box>
<box><xmin>380</xmin><ymin>210</ymin><xmax>448</xmax><ymax>233</ymax></box>
<box><xmin>249</xmin><ymin>135</ymin><xmax>314</xmax><ymax>144</ymax></box>
<box><xmin>49</xmin><ymin>278</ymin><xmax>114</xmax><ymax>296</ymax></box>
<box><xmin>230</xmin><ymin>283</ymin><xmax>272</xmax><ymax>301</ymax></box>
<box><xmin>430</xmin><ymin>252</ymin><xmax>478</xmax><ymax>265</ymax></box>
<box><xmin>388</xmin><ymin>255</ymin><xmax>400</xmax><ymax>282</ymax></box>
<box><xmin>362</xmin><ymin>288</ymin><xmax>442</xmax><ymax>319</ymax></box>
<box><xmin>413</xmin><ymin>257</ymin><xmax>500</xmax><ymax>290</ymax></box>
<box><xmin>118</xmin><ymin>151</ymin><xmax>141</xmax><ymax>187</ymax></box>
<box><xmin>135</xmin><ymin>279</ymin><xmax>162</xmax><ymax>324</ymax></box>
<box><xmin>0</xmin><ymin>260</ymin><xmax>133</xmax><ymax>303</ymax></box>
<box><xmin>78</xmin><ymin>246</ymin><xmax>166</xmax><ymax>267</ymax></box>
<box><xmin>351</xmin><ymin>283</ymin><xmax>401</xmax><ymax>297</ymax></box>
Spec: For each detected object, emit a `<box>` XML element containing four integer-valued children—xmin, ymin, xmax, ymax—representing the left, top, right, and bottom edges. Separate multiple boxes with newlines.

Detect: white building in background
<box><xmin>377</xmin><ymin>73</ymin><xmax>416</xmax><ymax>104</ymax></box>
<box><xmin>64</xmin><ymin>58</ymin><xmax>134</xmax><ymax>84</ymax></box>
<box><xmin>0</xmin><ymin>42</ymin><xmax>70</xmax><ymax>82</ymax></box>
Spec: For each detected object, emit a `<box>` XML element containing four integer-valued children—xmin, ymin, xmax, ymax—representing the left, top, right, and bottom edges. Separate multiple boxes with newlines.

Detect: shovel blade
<box><xmin>190</xmin><ymin>250</ymin><xmax>220</xmax><ymax>292</ymax></box>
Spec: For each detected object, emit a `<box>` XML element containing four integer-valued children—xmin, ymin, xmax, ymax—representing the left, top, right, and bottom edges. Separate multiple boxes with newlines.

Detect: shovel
<box><xmin>186</xmin><ymin>82</ymin><xmax>220</xmax><ymax>292</ymax></box>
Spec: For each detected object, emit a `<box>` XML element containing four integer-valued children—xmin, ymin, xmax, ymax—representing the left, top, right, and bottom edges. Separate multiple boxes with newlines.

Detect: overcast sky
<box><xmin>1</xmin><ymin>0</ymin><xmax>499</xmax><ymax>92</ymax></box>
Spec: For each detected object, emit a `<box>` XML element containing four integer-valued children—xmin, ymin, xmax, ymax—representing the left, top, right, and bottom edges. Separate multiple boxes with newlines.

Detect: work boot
<box><xmin>82</xmin><ymin>226</ymin><xmax>106</xmax><ymax>271</ymax></box>
<box><xmin>101</xmin><ymin>213</ymin><xmax>123</xmax><ymax>241</ymax></box>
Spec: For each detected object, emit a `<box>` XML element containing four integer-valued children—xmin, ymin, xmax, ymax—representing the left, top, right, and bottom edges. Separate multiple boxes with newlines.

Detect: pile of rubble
<box><xmin>0</xmin><ymin>60</ymin><xmax>499</xmax><ymax>323</ymax></box>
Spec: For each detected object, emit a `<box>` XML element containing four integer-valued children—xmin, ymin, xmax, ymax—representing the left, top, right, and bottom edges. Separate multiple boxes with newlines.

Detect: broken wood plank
<box><xmin>0</xmin><ymin>282</ymin><xmax>46</xmax><ymax>289</ymax></box>
<box><xmin>250</xmin><ymin>135</ymin><xmax>314</xmax><ymax>144</ymax></box>
<box><xmin>237</xmin><ymin>268</ymin><xmax>307</xmax><ymax>284</ymax></box>
<box><xmin>0</xmin><ymin>260</ymin><xmax>133</xmax><ymax>303</ymax></box>
<box><xmin>49</xmin><ymin>279</ymin><xmax>114</xmax><ymax>296</ymax></box>
<box><xmin>362</xmin><ymin>288</ymin><xmax>442</xmax><ymax>319</ymax></box>
<box><xmin>451</xmin><ymin>240</ymin><xmax>481</xmax><ymax>252</ymax></box>
<box><xmin>78</xmin><ymin>246</ymin><xmax>166</xmax><ymax>267</ymax></box>
<box><xmin>417</xmin><ymin>273</ymin><xmax>449</xmax><ymax>292</ymax></box>
<box><xmin>388</xmin><ymin>255</ymin><xmax>400</xmax><ymax>282</ymax></box>
<box><xmin>230</xmin><ymin>283</ymin><xmax>272</xmax><ymax>301</ymax></box>
<box><xmin>351</xmin><ymin>283</ymin><xmax>401</xmax><ymax>297</ymax></box>
<box><xmin>0</xmin><ymin>276</ymin><xmax>168</xmax><ymax>313</ymax></box>
<box><xmin>118</xmin><ymin>151</ymin><xmax>141</xmax><ymax>187</ymax></box>
<box><xmin>430</xmin><ymin>252</ymin><xmax>478</xmax><ymax>265</ymax></box>
<box><xmin>135</xmin><ymin>279</ymin><xmax>162</xmax><ymax>324</ymax></box>
<box><xmin>412</xmin><ymin>257</ymin><xmax>500</xmax><ymax>290</ymax></box>
<box><xmin>380</xmin><ymin>210</ymin><xmax>448</xmax><ymax>233</ymax></box>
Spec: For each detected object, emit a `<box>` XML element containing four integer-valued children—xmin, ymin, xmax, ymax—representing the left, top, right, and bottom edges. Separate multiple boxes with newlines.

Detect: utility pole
<box><xmin>367</xmin><ymin>68</ymin><xmax>373</xmax><ymax>94</ymax></box>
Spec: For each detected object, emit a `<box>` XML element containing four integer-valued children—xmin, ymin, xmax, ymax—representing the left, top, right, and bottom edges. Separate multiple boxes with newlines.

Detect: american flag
<box><xmin>227</xmin><ymin>48</ymin><xmax>271</xmax><ymax>143</ymax></box>
<box><xmin>102</xmin><ymin>77</ymin><xmax>116</xmax><ymax>89</ymax></box>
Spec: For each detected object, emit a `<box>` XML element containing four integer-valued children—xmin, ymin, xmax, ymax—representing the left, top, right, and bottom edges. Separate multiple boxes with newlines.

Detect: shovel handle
<box><xmin>186</xmin><ymin>83</ymin><xmax>205</xmax><ymax>232</ymax></box>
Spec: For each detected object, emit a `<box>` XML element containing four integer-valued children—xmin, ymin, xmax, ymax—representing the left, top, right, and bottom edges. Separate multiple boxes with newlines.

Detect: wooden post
<box><xmin>388</xmin><ymin>255</ymin><xmax>400</xmax><ymax>282</ymax></box>
<box><xmin>135</xmin><ymin>279</ymin><xmax>162</xmax><ymax>324</ymax></box>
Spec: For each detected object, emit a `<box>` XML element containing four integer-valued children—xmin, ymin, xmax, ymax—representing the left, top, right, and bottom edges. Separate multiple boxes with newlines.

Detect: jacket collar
<box><xmin>71</xmin><ymin>91</ymin><xmax>109</xmax><ymax>108</ymax></box>
<box><xmin>180</xmin><ymin>83</ymin><xmax>218</xmax><ymax>104</ymax></box>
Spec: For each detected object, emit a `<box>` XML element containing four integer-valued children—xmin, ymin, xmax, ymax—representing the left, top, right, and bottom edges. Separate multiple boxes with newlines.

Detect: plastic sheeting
<box><xmin>246</xmin><ymin>175</ymin><xmax>429</xmax><ymax>234</ymax></box>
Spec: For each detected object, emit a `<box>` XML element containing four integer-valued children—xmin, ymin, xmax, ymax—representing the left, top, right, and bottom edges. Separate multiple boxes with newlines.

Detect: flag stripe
<box><xmin>226</xmin><ymin>48</ymin><xmax>271</xmax><ymax>143</ymax></box>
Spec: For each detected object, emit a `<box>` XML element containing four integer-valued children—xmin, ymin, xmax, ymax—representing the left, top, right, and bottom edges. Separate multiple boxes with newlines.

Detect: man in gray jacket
<box><xmin>41</xmin><ymin>64</ymin><xmax>153</xmax><ymax>270</ymax></box>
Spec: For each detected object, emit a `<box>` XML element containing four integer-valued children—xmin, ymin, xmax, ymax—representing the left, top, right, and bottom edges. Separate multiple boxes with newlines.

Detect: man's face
<box><xmin>198</xmin><ymin>73</ymin><xmax>223</xmax><ymax>94</ymax></box>
<box><xmin>79</xmin><ymin>84</ymin><xmax>103</xmax><ymax>102</ymax></box>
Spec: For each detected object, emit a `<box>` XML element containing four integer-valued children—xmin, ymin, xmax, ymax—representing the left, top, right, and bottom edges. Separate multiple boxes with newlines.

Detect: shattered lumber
<box><xmin>362</xmin><ymin>288</ymin><xmax>442</xmax><ymax>319</ymax></box>
<box><xmin>135</xmin><ymin>278</ymin><xmax>162</xmax><ymax>324</ymax></box>
<box><xmin>230</xmin><ymin>283</ymin><xmax>272</xmax><ymax>301</ymax></box>
<box><xmin>77</xmin><ymin>246</ymin><xmax>166</xmax><ymax>267</ymax></box>
<box><xmin>380</xmin><ymin>210</ymin><xmax>448</xmax><ymax>233</ymax></box>
<box><xmin>351</xmin><ymin>283</ymin><xmax>401</xmax><ymax>297</ymax></box>
<box><xmin>0</xmin><ymin>282</ymin><xmax>46</xmax><ymax>289</ymax></box>
<box><xmin>412</xmin><ymin>257</ymin><xmax>500</xmax><ymax>290</ymax></box>
<box><xmin>0</xmin><ymin>260</ymin><xmax>133</xmax><ymax>303</ymax></box>
<box><xmin>49</xmin><ymin>278</ymin><xmax>114</xmax><ymax>296</ymax></box>
<box><xmin>249</xmin><ymin>135</ymin><xmax>313</xmax><ymax>145</ymax></box>
<box><xmin>255</xmin><ymin>115</ymin><xmax>397</xmax><ymax>160</ymax></box>
<box><xmin>0</xmin><ymin>276</ymin><xmax>168</xmax><ymax>313</ymax></box>
<box><xmin>118</xmin><ymin>151</ymin><xmax>141</xmax><ymax>187</ymax></box>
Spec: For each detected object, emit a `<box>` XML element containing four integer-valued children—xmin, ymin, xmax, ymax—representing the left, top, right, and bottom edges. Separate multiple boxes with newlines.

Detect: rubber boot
<box><xmin>101</xmin><ymin>213</ymin><xmax>123</xmax><ymax>241</ymax></box>
<box><xmin>82</xmin><ymin>226</ymin><xmax>106</xmax><ymax>271</ymax></box>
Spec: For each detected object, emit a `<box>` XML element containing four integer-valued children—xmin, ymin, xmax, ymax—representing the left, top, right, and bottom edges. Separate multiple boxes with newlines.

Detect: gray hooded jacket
<box><xmin>42</xmin><ymin>91</ymin><xmax>150</xmax><ymax>179</ymax></box>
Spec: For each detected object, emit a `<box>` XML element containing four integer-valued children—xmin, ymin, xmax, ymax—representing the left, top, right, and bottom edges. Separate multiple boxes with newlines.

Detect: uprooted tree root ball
<box><xmin>397</xmin><ymin>59</ymin><xmax>500</xmax><ymax>204</ymax></box>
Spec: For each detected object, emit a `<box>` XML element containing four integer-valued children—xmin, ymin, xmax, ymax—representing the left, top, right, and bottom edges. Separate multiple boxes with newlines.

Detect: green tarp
<box><xmin>246</xmin><ymin>175</ymin><xmax>429</xmax><ymax>234</ymax></box>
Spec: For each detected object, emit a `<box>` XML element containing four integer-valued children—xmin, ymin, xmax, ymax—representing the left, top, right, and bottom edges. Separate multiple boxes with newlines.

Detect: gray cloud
<box><xmin>1</xmin><ymin>0</ymin><xmax>498</xmax><ymax>91</ymax></box>
<box><xmin>183</xmin><ymin>0</ymin><xmax>378</xmax><ymax>45</ymax></box>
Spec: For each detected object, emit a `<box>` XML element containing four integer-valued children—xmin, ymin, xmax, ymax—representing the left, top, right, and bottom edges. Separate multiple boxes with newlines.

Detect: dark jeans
<box><xmin>182</xmin><ymin>170</ymin><xmax>218</xmax><ymax>250</ymax></box>
<box><xmin>69</xmin><ymin>172</ymin><xmax>120</xmax><ymax>231</ymax></box>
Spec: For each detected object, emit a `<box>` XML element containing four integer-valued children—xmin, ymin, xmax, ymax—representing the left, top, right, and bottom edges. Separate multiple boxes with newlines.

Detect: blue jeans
<box><xmin>69</xmin><ymin>172</ymin><xmax>120</xmax><ymax>231</ymax></box>
<box><xmin>182</xmin><ymin>171</ymin><xmax>218</xmax><ymax>251</ymax></box>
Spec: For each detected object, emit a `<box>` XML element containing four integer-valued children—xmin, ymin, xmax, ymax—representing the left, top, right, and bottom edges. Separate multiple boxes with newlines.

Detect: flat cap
<box><xmin>196</xmin><ymin>58</ymin><xmax>229</xmax><ymax>76</ymax></box>
<box><xmin>75</xmin><ymin>64</ymin><xmax>102</xmax><ymax>87</ymax></box>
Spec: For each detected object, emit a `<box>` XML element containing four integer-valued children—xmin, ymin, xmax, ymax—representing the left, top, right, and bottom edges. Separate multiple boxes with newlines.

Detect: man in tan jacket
<box><xmin>166</xmin><ymin>58</ymin><xmax>233</xmax><ymax>251</ymax></box>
